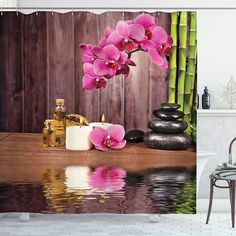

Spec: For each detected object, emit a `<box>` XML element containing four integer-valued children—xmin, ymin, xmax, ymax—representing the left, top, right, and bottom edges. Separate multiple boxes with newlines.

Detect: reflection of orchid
<box><xmin>89</xmin><ymin>166</ymin><xmax>126</xmax><ymax>192</ymax></box>
<box><xmin>90</xmin><ymin>125</ymin><xmax>126</xmax><ymax>151</ymax></box>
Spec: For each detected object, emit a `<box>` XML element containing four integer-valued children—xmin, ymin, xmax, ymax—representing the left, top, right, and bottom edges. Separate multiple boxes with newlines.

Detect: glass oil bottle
<box><xmin>43</xmin><ymin>120</ymin><xmax>56</xmax><ymax>147</ymax></box>
<box><xmin>54</xmin><ymin>99</ymin><xmax>66</xmax><ymax>146</ymax></box>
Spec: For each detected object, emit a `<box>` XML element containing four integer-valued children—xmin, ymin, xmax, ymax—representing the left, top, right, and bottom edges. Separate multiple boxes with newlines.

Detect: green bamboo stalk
<box><xmin>177</xmin><ymin>12</ymin><xmax>188</xmax><ymax>112</ymax></box>
<box><xmin>184</xmin><ymin>12</ymin><xmax>197</xmax><ymax>133</ymax></box>
<box><xmin>168</xmin><ymin>12</ymin><xmax>178</xmax><ymax>103</ymax></box>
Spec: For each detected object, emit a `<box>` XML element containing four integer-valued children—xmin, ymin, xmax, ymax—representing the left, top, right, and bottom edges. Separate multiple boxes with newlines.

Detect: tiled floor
<box><xmin>0</xmin><ymin>213</ymin><xmax>234</xmax><ymax>236</ymax></box>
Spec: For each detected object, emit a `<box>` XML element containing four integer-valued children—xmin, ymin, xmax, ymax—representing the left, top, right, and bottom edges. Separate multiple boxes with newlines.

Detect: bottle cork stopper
<box><xmin>56</xmin><ymin>99</ymin><xmax>65</xmax><ymax>105</ymax></box>
<box><xmin>45</xmin><ymin>119</ymin><xmax>54</xmax><ymax>126</ymax></box>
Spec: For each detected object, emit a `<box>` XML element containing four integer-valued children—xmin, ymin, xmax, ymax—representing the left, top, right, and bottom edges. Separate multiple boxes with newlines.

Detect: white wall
<box><xmin>198</xmin><ymin>10</ymin><xmax>236</xmax><ymax>109</ymax></box>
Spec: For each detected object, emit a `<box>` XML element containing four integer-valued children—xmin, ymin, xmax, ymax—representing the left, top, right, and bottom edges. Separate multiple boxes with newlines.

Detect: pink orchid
<box><xmin>80</xmin><ymin>44</ymin><xmax>97</xmax><ymax>64</ymax></box>
<box><xmin>82</xmin><ymin>63</ymin><xmax>107</xmax><ymax>90</ymax></box>
<box><xmin>92</xmin><ymin>44</ymin><xmax>127</xmax><ymax>78</ymax></box>
<box><xmin>89</xmin><ymin>166</ymin><xmax>126</xmax><ymax>192</ymax></box>
<box><xmin>141</xmin><ymin>26</ymin><xmax>173</xmax><ymax>68</ymax></box>
<box><xmin>134</xmin><ymin>14</ymin><xmax>157</xmax><ymax>40</ymax></box>
<box><xmin>90</xmin><ymin>125</ymin><xmax>126</xmax><ymax>151</ymax></box>
<box><xmin>98</xmin><ymin>27</ymin><xmax>112</xmax><ymax>48</ymax></box>
<box><xmin>107</xmin><ymin>21</ymin><xmax>146</xmax><ymax>52</ymax></box>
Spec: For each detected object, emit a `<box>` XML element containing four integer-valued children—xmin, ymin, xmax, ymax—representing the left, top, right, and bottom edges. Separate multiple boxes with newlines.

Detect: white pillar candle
<box><xmin>66</xmin><ymin>126</ymin><xmax>93</xmax><ymax>150</ymax></box>
<box><xmin>89</xmin><ymin>122</ymin><xmax>112</xmax><ymax>129</ymax></box>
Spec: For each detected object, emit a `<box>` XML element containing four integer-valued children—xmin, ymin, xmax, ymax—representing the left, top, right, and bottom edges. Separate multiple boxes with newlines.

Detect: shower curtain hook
<box><xmin>71</xmin><ymin>8</ymin><xmax>74</xmax><ymax>16</ymax></box>
<box><xmin>36</xmin><ymin>8</ymin><xmax>38</xmax><ymax>16</ymax></box>
<box><xmin>87</xmin><ymin>8</ymin><xmax>90</xmax><ymax>15</ymax></box>
<box><xmin>1</xmin><ymin>8</ymin><xmax>3</xmax><ymax>16</ymax></box>
<box><xmin>122</xmin><ymin>8</ymin><xmax>125</xmax><ymax>18</ymax></box>
<box><xmin>107</xmin><ymin>8</ymin><xmax>109</xmax><ymax>15</ymax></box>
<box><xmin>16</xmin><ymin>7</ymin><xmax>19</xmax><ymax>16</ymax></box>
<box><xmin>51</xmin><ymin>8</ymin><xmax>54</xmax><ymax>15</ymax></box>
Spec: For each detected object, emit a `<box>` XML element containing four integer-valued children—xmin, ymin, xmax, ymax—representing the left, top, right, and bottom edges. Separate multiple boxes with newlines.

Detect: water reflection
<box><xmin>0</xmin><ymin>165</ymin><xmax>196</xmax><ymax>214</ymax></box>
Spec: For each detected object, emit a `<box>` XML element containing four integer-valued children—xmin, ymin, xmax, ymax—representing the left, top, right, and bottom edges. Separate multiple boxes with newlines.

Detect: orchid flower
<box><xmin>82</xmin><ymin>63</ymin><xmax>107</xmax><ymax>90</ymax></box>
<box><xmin>134</xmin><ymin>13</ymin><xmax>157</xmax><ymax>40</ymax></box>
<box><xmin>141</xmin><ymin>26</ymin><xmax>173</xmax><ymax>68</ymax></box>
<box><xmin>80</xmin><ymin>43</ymin><xmax>97</xmax><ymax>64</ymax></box>
<box><xmin>80</xmin><ymin>13</ymin><xmax>173</xmax><ymax>90</ymax></box>
<box><xmin>90</xmin><ymin>125</ymin><xmax>126</xmax><ymax>151</ymax></box>
<box><xmin>98</xmin><ymin>27</ymin><xmax>112</xmax><ymax>48</ymax></box>
<box><xmin>89</xmin><ymin>166</ymin><xmax>126</xmax><ymax>192</ymax></box>
<box><xmin>92</xmin><ymin>44</ymin><xmax>127</xmax><ymax>78</ymax></box>
<box><xmin>107</xmin><ymin>21</ymin><xmax>146</xmax><ymax>52</ymax></box>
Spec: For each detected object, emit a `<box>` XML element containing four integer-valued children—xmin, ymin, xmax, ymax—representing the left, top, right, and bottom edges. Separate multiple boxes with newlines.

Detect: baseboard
<box><xmin>197</xmin><ymin>198</ymin><xmax>231</xmax><ymax>213</ymax></box>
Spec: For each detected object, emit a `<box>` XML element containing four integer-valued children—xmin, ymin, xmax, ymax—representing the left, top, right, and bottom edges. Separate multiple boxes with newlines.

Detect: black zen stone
<box><xmin>161</xmin><ymin>103</ymin><xmax>181</xmax><ymax>111</ymax></box>
<box><xmin>148</xmin><ymin>119</ymin><xmax>188</xmax><ymax>134</ymax></box>
<box><xmin>125</xmin><ymin>129</ymin><xmax>145</xmax><ymax>143</ymax></box>
<box><xmin>153</xmin><ymin>109</ymin><xmax>184</xmax><ymax>121</ymax></box>
<box><xmin>143</xmin><ymin>131</ymin><xmax>191</xmax><ymax>150</ymax></box>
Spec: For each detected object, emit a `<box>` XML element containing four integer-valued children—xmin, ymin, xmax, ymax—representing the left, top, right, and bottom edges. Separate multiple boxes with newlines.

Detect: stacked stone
<box><xmin>144</xmin><ymin>103</ymin><xmax>191</xmax><ymax>150</ymax></box>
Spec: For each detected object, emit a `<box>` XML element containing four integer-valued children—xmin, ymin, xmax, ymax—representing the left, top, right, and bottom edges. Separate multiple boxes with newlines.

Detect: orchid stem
<box><xmin>127</xmin><ymin>48</ymin><xmax>145</xmax><ymax>59</ymax></box>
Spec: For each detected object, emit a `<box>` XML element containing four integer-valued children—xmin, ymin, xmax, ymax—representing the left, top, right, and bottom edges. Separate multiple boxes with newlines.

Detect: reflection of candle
<box><xmin>89</xmin><ymin>114</ymin><xmax>112</xmax><ymax>129</ymax></box>
<box><xmin>66</xmin><ymin>120</ymin><xmax>93</xmax><ymax>150</ymax></box>
<box><xmin>65</xmin><ymin>166</ymin><xmax>91</xmax><ymax>193</ymax></box>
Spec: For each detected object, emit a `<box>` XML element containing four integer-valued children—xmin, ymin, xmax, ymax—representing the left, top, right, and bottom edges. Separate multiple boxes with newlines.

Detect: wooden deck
<box><xmin>0</xmin><ymin>132</ymin><xmax>196</xmax><ymax>182</ymax></box>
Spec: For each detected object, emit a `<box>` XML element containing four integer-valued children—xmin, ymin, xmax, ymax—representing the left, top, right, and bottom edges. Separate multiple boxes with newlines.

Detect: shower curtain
<box><xmin>0</xmin><ymin>11</ymin><xmax>197</xmax><ymax>214</ymax></box>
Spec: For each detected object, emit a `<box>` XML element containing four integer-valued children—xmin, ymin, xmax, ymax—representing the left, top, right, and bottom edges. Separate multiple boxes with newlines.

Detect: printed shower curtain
<box><xmin>0</xmin><ymin>11</ymin><xmax>197</xmax><ymax>214</ymax></box>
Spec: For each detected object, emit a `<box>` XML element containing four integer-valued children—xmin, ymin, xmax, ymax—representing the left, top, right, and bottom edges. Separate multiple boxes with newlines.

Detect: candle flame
<box><xmin>101</xmin><ymin>114</ymin><xmax>105</xmax><ymax>123</ymax></box>
<box><xmin>79</xmin><ymin>116</ymin><xmax>84</xmax><ymax>125</ymax></box>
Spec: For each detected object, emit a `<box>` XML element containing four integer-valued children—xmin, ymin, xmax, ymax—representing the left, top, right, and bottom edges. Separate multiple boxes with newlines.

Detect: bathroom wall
<box><xmin>197</xmin><ymin>110</ymin><xmax>236</xmax><ymax>202</ymax></box>
<box><xmin>198</xmin><ymin>10</ymin><xmax>236</xmax><ymax>109</ymax></box>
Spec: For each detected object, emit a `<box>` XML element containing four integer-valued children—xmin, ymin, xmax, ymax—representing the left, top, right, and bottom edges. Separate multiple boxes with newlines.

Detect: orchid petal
<box><xmin>126</xmin><ymin>59</ymin><xmax>136</xmax><ymax>66</ymax></box>
<box><xmin>98</xmin><ymin>37</ymin><xmax>107</xmax><ymax>48</ymax></box>
<box><xmin>83</xmin><ymin>63</ymin><xmax>95</xmax><ymax>76</ymax></box>
<box><xmin>104</xmin><ymin>27</ymin><xmax>112</xmax><ymax>38</ymax></box>
<box><xmin>166</xmin><ymin>36</ymin><xmax>173</xmax><ymax>47</ymax></box>
<box><xmin>134</xmin><ymin>14</ymin><xmax>156</xmax><ymax>30</ymax></box>
<box><xmin>104</xmin><ymin>68</ymin><xmax>117</xmax><ymax>79</ymax></box>
<box><xmin>82</xmin><ymin>74</ymin><xmax>97</xmax><ymax>90</ymax></box>
<box><xmin>107</xmin><ymin>31</ymin><xmax>123</xmax><ymax>47</ymax></box>
<box><xmin>93</xmin><ymin>59</ymin><xmax>109</xmax><ymax>76</ymax></box>
<box><xmin>127</xmin><ymin>24</ymin><xmax>145</xmax><ymax>42</ymax></box>
<box><xmin>140</xmin><ymin>39</ymin><xmax>156</xmax><ymax>50</ymax></box>
<box><xmin>92</xmin><ymin>47</ymin><xmax>106</xmax><ymax>60</ymax></box>
<box><xmin>148</xmin><ymin>49</ymin><xmax>164</xmax><ymax>66</ymax></box>
<box><xmin>161</xmin><ymin>58</ymin><xmax>168</xmax><ymax>69</ymax></box>
<box><xmin>90</xmin><ymin>127</ymin><xmax>108</xmax><ymax>148</ymax></box>
<box><xmin>79</xmin><ymin>44</ymin><xmax>93</xmax><ymax>55</ymax></box>
<box><xmin>111</xmin><ymin>140</ymin><xmax>126</xmax><ymax>150</ymax></box>
<box><xmin>118</xmin><ymin>52</ymin><xmax>128</xmax><ymax>64</ymax></box>
<box><xmin>103</xmin><ymin>44</ymin><xmax>120</xmax><ymax>60</ymax></box>
<box><xmin>107</xmin><ymin>124</ymin><xmax>125</xmax><ymax>142</ymax></box>
<box><xmin>152</xmin><ymin>26</ymin><xmax>168</xmax><ymax>45</ymax></box>
<box><xmin>82</xmin><ymin>54</ymin><xmax>94</xmax><ymax>63</ymax></box>
<box><xmin>116</xmin><ymin>21</ymin><xmax>129</xmax><ymax>37</ymax></box>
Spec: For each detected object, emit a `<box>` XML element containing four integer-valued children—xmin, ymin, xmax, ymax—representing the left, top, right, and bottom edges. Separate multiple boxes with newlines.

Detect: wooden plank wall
<box><xmin>0</xmin><ymin>12</ymin><xmax>171</xmax><ymax>133</ymax></box>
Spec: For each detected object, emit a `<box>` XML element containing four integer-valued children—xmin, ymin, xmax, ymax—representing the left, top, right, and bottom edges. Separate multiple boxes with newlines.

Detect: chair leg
<box><xmin>206</xmin><ymin>178</ymin><xmax>214</xmax><ymax>224</ymax></box>
<box><xmin>231</xmin><ymin>181</ymin><xmax>235</xmax><ymax>228</ymax></box>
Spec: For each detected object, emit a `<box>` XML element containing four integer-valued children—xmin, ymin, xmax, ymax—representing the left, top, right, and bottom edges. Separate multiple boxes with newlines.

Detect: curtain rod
<box><xmin>1</xmin><ymin>7</ymin><xmax>236</xmax><ymax>10</ymax></box>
